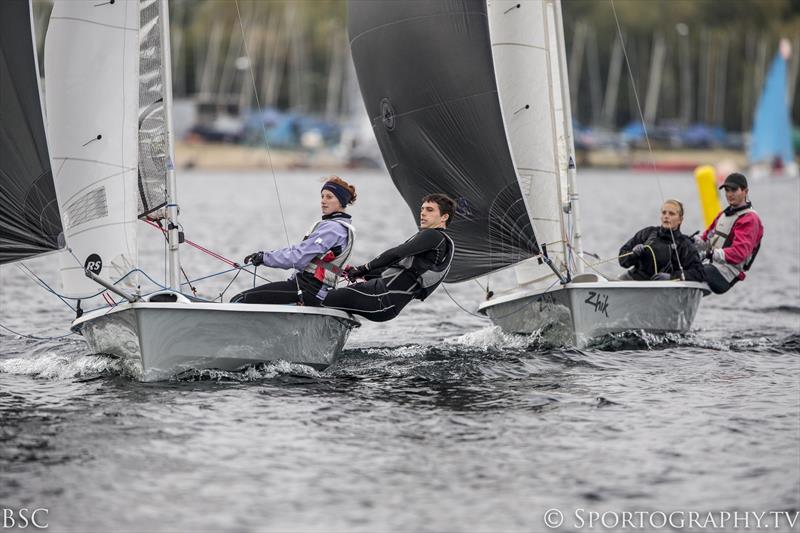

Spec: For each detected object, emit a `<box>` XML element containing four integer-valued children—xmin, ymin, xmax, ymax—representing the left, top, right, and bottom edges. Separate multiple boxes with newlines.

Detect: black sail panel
<box><xmin>348</xmin><ymin>0</ymin><xmax>539</xmax><ymax>282</ymax></box>
<box><xmin>0</xmin><ymin>0</ymin><xmax>63</xmax><ymax>264</ymax></box>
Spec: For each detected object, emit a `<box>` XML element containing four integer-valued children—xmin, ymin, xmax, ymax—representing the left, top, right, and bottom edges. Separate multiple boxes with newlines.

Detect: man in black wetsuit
<box><xmin>322</xmin><ymin>194</ymin><xmax>455</xmax><ymax>322</ymax></box>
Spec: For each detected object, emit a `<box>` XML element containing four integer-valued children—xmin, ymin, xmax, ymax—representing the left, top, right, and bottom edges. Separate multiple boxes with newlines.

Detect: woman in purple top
<box><xmin>231</xmin><ymin>176</ymin><xmax>357</xmax><ymax>306</ymax></box>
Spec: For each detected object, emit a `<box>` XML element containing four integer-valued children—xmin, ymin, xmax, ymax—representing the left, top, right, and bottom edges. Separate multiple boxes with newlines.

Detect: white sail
<box><xmin>45</xmin><ymin>0</ymin><xmax>140</xmax><ymax>298</ymax></box>
<box><xmin>487</xmin><ymin>0</ymin><xmax>573</xmax><ymax>286</ymax></box>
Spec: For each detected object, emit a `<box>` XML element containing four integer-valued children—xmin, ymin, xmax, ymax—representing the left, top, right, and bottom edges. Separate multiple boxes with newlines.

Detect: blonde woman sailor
<box><xmin>618</xmin><ymin>199</ymin><xmax>704</xmax><ymax>282</ymax></box>
<box><xmin>232</xmin><ymin>177</ymin><xmax>357</xmax><ymax>306</ymax></box>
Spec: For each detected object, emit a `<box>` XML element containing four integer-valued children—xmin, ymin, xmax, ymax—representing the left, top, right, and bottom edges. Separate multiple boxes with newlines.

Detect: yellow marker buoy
<box><xmin>695</xmin><ymin>165</ymin><xmax>722</xmax><ymax>228</ymax></box>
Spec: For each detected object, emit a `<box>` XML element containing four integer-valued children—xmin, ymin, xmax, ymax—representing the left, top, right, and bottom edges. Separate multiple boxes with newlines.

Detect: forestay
<box><xmin>45</xmin><ymin>0</ymin><xmax>140</xmax><ymax>297</ymax></box>
<box><xmin>0</xmin><ymin>0</ymin><xmax>63</xmax><ymax>265</ymax></box>
<box><xmin>348</xmin><ymin>0</ymin><xmax>540</xmax><ymax>283</ymax></box>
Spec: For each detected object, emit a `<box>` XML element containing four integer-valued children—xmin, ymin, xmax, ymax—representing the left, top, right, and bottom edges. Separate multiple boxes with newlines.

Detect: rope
<box><xmin>7</xmin><ymin>238</ymin><xmax>270</xmax><ymax>324</ymax></box>
<box><xmin>16</xmin><ymin>257</ymin><xmax>265</xmax><ymax>315</ymax></box>
<box><xmin>144</xmin><ymin>220</ymin><xmax>272</xmax><ymax>283</ymax></box>
<box><xmin>576</xmin><ymin>246</ymin><xmax>672</xmax><ymax>280</ymax></box>
<box><xmin>442</xmin><ymin>278</ymin><xmax>562</xmax><ymax>321</ymax></box>
<box><xmin>144</xmin><ymin>219</ymin><xmax>231</xmax><ymax>267</ymax></box>
<box><xmin>16</xmin><ymin>263</ymin><xmax>76</xmax><ymax>312</ymax></box>
<box><xmin>143</xmin><ymin>219</ymin><xmax>199</xmax><ymax>295</ymax></box>
<box><xmin>442</xmin><ymin>284</ymin><xmax>487</xmax><ymax>319</ymax></box>
<box><xmin>0</xmin><ymin>322</ymin><xmax>76</xmax><ymax>341</ymax></box>
<box><xmin>217</xmin><ymin>268</ymin><xmax>243</xmax><ymax>302</ymax></box>
<box><xmin>645</xmin><ymin>245</ymin><xmax>658</xmax><ymax>275</ymax></box>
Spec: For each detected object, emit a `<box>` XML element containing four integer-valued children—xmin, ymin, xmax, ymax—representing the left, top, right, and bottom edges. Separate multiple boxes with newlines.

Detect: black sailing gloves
<box><xmin>631</xmin><ymin>244</ymin><xmax>646</xmax><ymax>257</ymax></box>
<box><xmin>343</xmin><ymin>264</ymin><xmax>369</xmax><ymax>283</ymax></box>
<box><xmin>243</xmin><ymin>251</ymin><xmax>264</xmax><ymax>267</ymax></box>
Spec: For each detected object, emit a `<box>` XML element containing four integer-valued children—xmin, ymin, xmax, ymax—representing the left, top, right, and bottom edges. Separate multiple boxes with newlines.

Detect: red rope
<box><xmin>102</xmin><ymin>292</ymin><xmax>116</xmax><ymax>307</ymax></box>
<box><xmin>144</xmin><ymin>219</ymin><xmax>238</xmax><ymax>267</ymax></box>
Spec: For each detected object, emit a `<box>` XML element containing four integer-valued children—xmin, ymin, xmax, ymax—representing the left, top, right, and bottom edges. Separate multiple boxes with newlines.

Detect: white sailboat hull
<box><xmin>71</xmin><ymin>301</ymin><xmax>359</xmax><ymax>381</ymax></box>
<box><xmin>478</xmin><ymin>277</ymin><xmax>709</xmax><ymax>347</ymax></box>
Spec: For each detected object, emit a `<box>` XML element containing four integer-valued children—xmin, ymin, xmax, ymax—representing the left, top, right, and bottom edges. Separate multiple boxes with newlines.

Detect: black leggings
<box><xmin>703</xmin><ymin>264</ymin><xmax>738</xmax><ymax>295</ymax></box>
<box><xmin>322</xmin><ymin>276</ymin><xmax>415</xmax><ymax>322</ymax></box>
<box><xmin>231</xmin><ymin>274</ymin><xmax>323</xmax><ymax>306</ymax></box>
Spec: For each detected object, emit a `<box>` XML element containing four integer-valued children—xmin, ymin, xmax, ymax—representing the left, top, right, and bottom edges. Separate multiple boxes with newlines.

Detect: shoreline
<box><xmin>175</xmin><ymin>141</ymin><xmax>749</xmax><ymax>172</ymax></box>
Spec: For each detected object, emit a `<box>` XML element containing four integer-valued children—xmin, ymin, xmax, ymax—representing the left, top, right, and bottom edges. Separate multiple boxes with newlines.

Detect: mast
<box><xmin>553</xmin><ymin>0</ymin><xmax>583</xmax><ymax>274</ymax></box>
<box><xmin>160</xmin><ymin>0</ymin><xmax>181</xmax><ymax>290</ymax></box>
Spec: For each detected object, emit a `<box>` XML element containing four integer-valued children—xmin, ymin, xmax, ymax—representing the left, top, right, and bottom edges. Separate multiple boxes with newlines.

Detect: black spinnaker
<box><xmin>0</xmin><ymin>0</ymin><xmax>63</xmax><ymax>265</ymax></box>
<box><xmin>348</xmin><ymin>0</ymin><xmax>539</xmax><ymax>282</ymax></box>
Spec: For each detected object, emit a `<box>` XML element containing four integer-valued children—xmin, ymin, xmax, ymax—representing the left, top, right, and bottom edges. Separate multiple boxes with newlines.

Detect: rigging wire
<box><xmin>217</xmin><ymin>268</ymin><xmax>243</xmax><ymax>302</ymax></box>
<box><xmin>1</xmin><ymin>260</ymin><xmax>74</xmax><ymax>341</ymax></box>
<box><xmin>0</xmin><ymin>322</ymin><xmax>76</xmax><ymax>341</ymax></box>
<box><xmin>609</xmin><ymin>0</ymin><xmax>686</xmax><ymax>280</ymax></box>
<box><xmin>143</xmin><ymin>220</ymin><xmax>272</xmax><ymax>283</ymax></box>
<box><xmin>442</xmin><ymin>277</ymin><xmax>562</xmax><ymax>321</ymax></box>
<box><xmin>16</xmin><ymin>263</ymin><xmax>76</xmax><ymax>312</ymax></box>
<box><xmin>234</xmin><ymin>0</ymin><xmax>303</xmax><ymax>301</ymax></box>
<box><xmin>146</xmin><ymin>218</ymin><xmax>198</xmax><ymax>295</ymax></box>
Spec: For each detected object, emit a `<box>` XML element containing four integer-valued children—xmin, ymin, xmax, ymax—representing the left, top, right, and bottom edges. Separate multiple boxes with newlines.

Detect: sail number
<box><xmin>584</xmin><ymin>291</ymin><xmax>609</xmax><ymax>317</ymax></box>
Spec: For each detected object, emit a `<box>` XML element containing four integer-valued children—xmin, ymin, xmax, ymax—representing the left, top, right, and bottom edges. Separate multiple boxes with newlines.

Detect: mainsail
<box><xmin>487</xmin><ymin>0</ymin><xmax>574</xmax><ymax>285</ymax></box>
<box><xmin>138</xmin><ymin>0</ymin><xmax>169</xmax><ymax>217</ymax></box>
<box><xmin>45</xmin><ymin>0</ymin><xmax>141</xmax><ymax>297</ymax></box>
<box><xmin>348</xmin><ymin>0</ymin><xmax>540</xmax><ymax>282</ymax></box>
<box><xmin>0</xmin><ymin>0</ymin><xmax>63</xmax><ymax>265</ymax></box>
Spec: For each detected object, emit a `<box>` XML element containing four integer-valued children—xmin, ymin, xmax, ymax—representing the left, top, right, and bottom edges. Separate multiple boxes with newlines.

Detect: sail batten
<box><xmin>348</xmin><ymin>0</ymin><xmax>540</xmax><ymax>282</ymax></box>
<box><xmin>0</xmin><ymin>0</ymin><xmax>64</xmax><ymax>265</ymax></box>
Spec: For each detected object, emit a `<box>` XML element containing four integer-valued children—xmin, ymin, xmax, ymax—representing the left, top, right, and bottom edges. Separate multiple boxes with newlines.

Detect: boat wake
<box><xmin>174</xmin><ymin>360</ymin><xmax>322</xmax><ymax>382</ymax></box>
<box><xmin>0</xmin><ymin>335</ymin><xmax>325</xmax><ymax>382</ymax></box>
<box><xmin>0</xmin><ymin>346</ymin><xmax>125</xmax><ymax>380</ymax></box>
<box><xmin>2</xmin><ymin>329</ymin><xmax>792</xmax><ymax>385</ymax></box>
<box><xmin>588</xmin><ymin>329</ymin><xmax>783</xmax><ymax>353</ymax></box>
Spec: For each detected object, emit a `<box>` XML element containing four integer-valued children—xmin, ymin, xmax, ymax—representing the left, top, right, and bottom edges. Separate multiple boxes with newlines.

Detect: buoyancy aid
<box><xmin>708</xmin><ymin>203</ymin><xmax>760</xmax><ymax>282</ymax></box>
<box><xmin>301</xmin><ymin>214</ymin><xmax>355</xmax><ymax>288</ymax></box>
<box><xmin>380</xmin><ymin>232</ymin><xmax>455</xmax><ymax>300</ymax></box>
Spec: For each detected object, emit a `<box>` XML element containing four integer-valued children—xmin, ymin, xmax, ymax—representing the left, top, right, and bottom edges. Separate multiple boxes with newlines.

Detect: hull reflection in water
<box><xmin>71</xmin><ymin>299</ymin><xmax>359</xmax><ymax>381</ymax></box>
<box><xmin>479</xmin><ymin>275</ymin><xmax>708</xmax><ymax>347</ymax></box>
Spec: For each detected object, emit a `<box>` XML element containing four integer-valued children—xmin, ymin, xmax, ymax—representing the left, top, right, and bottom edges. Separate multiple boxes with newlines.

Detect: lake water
<box><xmin>1</xmin><ymin>169</ymin><xmax>798</xmax><ymax>532</ymax></box>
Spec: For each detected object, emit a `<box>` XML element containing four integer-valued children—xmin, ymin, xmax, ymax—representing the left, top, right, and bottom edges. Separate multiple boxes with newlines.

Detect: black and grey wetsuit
<box><xmin>323</xmin><ymin>228</ymin><xmax>454</xmax><ymax>322</ymax></box>
<box><xmin>618</xmin><ymin>226</ymin><xmax>704</xmax><ymax>281</ymax></box>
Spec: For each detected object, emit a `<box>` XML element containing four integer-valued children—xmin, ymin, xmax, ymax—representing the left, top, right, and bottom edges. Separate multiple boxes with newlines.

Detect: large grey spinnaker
<box><xmin>0</xmin><ymin>0</ymin><xmax>63</xmax><ymax>265</ymax></box>
<box><xmin>348</xmin><ymin>0</ymin><xmax>539</xmax><ymax>282</ymax></box>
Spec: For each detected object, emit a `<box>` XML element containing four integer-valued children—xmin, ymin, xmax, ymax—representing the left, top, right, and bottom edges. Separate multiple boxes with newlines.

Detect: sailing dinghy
<box><xmin>37</xmin><ymin>0</ymin><xmax>357</xmax><ymax>381</ymax></box>
<box><xmin>748</xmin><ymin>38</ymin><xmax>798</xmax><ymax>179</ymax></box>
<box><xmin>347</xmin><ymin>0</ymin><xmax>708</xmax><ymax>347</ymax></box>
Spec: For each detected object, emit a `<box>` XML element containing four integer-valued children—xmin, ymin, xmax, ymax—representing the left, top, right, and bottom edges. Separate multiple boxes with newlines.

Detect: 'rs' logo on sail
<box><xmin>84</xmin><ymin>253</ymin><xmax>103</xmax><ymax>275</ymax></box>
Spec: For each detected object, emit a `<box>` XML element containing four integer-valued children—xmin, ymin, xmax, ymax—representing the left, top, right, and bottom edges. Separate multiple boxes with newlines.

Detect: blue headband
<box><xmin>322</xmin><ymin>182</ymin><xmax>352</xmax><ymax>207</ymax></box>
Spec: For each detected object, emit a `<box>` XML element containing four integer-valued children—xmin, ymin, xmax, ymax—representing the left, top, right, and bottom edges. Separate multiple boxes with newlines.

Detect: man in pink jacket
<box><xmin>695</xmin><ymin>173</ymin><xmax>764</xmax><ymax>294</ymax></box>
